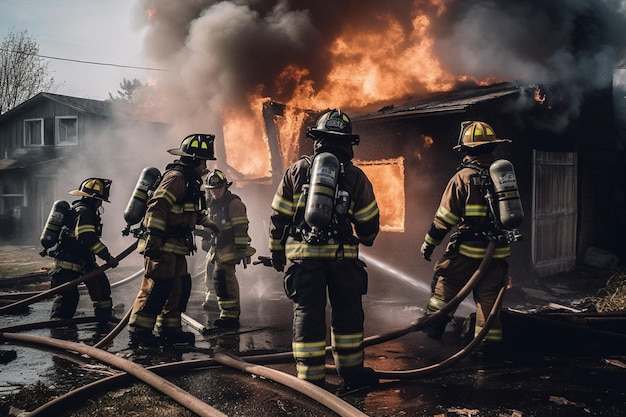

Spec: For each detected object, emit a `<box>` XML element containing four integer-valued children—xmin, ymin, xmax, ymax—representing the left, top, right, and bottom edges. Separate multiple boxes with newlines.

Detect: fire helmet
<box><xmin>306</xmin><ymin>109</ymin><xmax>360</xmax><ymax>145</ymax></box>
<box><xmin>453</xmin><ymin>121</ymin><xmax>510</xmax><ymax>150</ymax></box>
<box><xmin>168</xmin><ymin>134</ymin><xmax>217</xmax><ymax>160</ymax></box>
<box><xmin>203</xmin><ymin>169</ymin><xmax>232</xmax><ymax>189</ymax></box>
<box><xmin>68</xmin><ymin>178</ymin><xmax>112</xmax><ymax>202</ymax></box>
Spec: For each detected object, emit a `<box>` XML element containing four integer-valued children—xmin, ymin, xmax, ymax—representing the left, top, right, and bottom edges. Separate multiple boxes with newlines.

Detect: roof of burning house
<box><xmin>353</xmin><ymin>82</ymin><xmax>524</xmax><ymax>121</ymax></box>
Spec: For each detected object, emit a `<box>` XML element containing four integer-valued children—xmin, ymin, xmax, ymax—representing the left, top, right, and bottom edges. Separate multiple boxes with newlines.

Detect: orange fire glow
<box><xmin>221</xmin><ymin>96</ymin><xmax>271</xmax><ymax>178</ymax></box>
<box><xmin>286</xmin><ymin>11</ymin><xmax>456</xmax><ymax>111</ymax></box>
<box><xmin>358</xmin><ymin>158</ymin><xmax>406</xmax><ymax>232</ymax></box>
<box><xmin>534</xmin><ymin>86</ymin><xmax>547</xmax><ymax>105</ymax></box>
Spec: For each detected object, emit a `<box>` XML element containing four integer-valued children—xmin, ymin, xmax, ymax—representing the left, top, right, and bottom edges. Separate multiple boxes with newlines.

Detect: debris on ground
<box><xmin>582</xmin><ymin>269</ymin><xmax>626</xmax><ymax>312</ymax></box>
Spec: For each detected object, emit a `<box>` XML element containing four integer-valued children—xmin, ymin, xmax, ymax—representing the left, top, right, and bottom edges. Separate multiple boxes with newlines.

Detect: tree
<box><xmin>0</xmin><ymin>29</ymin><xmax>57</xmax><ymax>114</ymax></box>
<box><xmin>108</xmin><ymin>78</ymin><xmax>146</xmax><ymax>104</ymax></box>
<box><xmin>108</xmin><ymin>78</ymin><xmax>164</xmax><ymax>121</ymax></box>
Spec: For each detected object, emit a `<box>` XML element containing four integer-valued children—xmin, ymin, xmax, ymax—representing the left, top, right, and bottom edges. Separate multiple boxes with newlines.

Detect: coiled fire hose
<box><xmin>0</xmin><ymin>241</ymin><xmax>139</xmax><ymax>314</ymax></box>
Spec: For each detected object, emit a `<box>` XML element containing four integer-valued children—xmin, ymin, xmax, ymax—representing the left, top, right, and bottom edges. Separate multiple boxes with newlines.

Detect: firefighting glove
<box><xmin>144</xmin><ymin>235</ymin><xmax>163</xmax><ymax>260</ymax></box>
<box><xmin>204</xmin><ymin>221</ymin><xmax>220</xmax><ymax>236</ymax></box>
<box><xmin>421</xmin><ymin>242</ymin><xmax>435</xmax><ymax>261</ymax></box>
<box><xmin>105</xmin><ymin>254</ymin><xmax>119</xmax><ymax>269</ymax></box>
<box><xmin>271</xmin><ymin>250</ymin><xmax>286</xmax><ymax>273</ymax></box>
<box><xmin>235</xmin><ymin>245</ymin><xmax>249</xmax><ymax>268</ymax></box>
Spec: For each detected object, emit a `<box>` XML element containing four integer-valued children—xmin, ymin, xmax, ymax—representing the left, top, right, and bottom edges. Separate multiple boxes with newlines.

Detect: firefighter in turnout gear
<box><xmin>269</xmin><ymin>109</ymin><xmax>380</xmax><ymax>392</ymax></box>
<box><xmin>49</xmin><ymin>178</ymin><xmax>118</xmax><ymax>321</ymax></box>
<box><xmin>420</xmin><ymin>121</ymin><xmax>517</xmax><ymax>355</ymax></box>
<box><xmin>128</xmin><ymin>134</ymin><xmax>220</xmax><ymax>348</ymax></box>
<box><xmin>199</xmin><ymin>169</ymin><xmax>255</xmax><ymax>328</ymax></box>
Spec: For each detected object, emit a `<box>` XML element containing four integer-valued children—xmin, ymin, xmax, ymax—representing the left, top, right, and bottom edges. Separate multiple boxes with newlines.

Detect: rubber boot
<box><xmin>128</xmin><ymin>328</ymin><xmax>160</xmax><ymax>348</ymax></box>
<box><xmin>337</xmin><ymin>367</ymin><xmax>379</xmax><ymax>396</ymax></box>
<box><xmin>161</xmin><ymin>330</ymin><xmax>196</xmax><ymax>347</ymax></box>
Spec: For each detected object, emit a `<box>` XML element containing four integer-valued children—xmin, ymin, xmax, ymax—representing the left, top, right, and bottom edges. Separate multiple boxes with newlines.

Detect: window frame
<box><xmin>55</xmin><ymin>116</ymin><xmax>79</xmax><ymax>145</ymax></box>
<box><xmin>24</xmin><ymin>118</ymin><xmax>44</xmax><ymax>147</ymax></box>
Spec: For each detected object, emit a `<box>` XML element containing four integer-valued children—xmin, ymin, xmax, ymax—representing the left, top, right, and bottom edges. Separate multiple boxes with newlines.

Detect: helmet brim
<box><xmin>453</xmin><ymin>138</ymin><xmax>511</xmax><ymax>150</ymax></box>
<box><xmin>202</xmin><ymin>181</ymin><xmax>232</xmax><ymax>190</ymax></box>
<box><xmin>68</xmin><ymin>189</ymin><xmax>110</xmax><ymax>202</ymax></box>
<box><xmin>307</xmin><ymin>128</ymin><xmax>360</xmax><ymax>144</ymax></box>
<box><xmin>167</xmin><ymin>148</ymin><xmax>217</xmax><ymax>160</ymax></box>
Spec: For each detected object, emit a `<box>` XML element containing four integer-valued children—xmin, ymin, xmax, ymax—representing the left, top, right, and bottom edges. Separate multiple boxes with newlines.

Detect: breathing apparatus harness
<box><xmin>122</xmin><ymin>161</ymin><xmax>204</xmax><ymax>253</ymax></box>
<box><xmin>291</xmin><ymin>153</ymin><xmax>354</xmax><ymax>249</ymax></box>
<box><xmin>458</xmin><ymin>159</ymin><xmax>523</xmax><ymax>244</ymax></box>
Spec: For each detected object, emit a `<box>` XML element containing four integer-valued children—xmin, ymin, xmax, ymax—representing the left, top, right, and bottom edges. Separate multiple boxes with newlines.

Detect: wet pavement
<box><xmin>1</xmin><ymin>247</ymin><xmax>625</xmax><ymax>417</ymax></box>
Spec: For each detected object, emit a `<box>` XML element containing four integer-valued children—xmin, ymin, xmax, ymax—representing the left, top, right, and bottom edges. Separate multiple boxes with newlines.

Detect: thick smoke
<box><xmin>134</xmin><ymin>0</ymin><xmax>626</xmax><ymax>133</ymax></box>
<box><xmin>431</xmin><ymin>0</ymin><xmax>626</xmax><ymax>130</ymax></box>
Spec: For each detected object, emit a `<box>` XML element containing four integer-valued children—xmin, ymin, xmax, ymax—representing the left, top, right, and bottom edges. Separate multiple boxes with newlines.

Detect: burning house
<box><xmin>130</xmin><ymin>0</ymin><xmax>626</xmax><ymax>287</ymax></box>
<box><xmin>257</xmin><ymin>80</ymin><xmax>625</xmax><ymax>287</ymax></box>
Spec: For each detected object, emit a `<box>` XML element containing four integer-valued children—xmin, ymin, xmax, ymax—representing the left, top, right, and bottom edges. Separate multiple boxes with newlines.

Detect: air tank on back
<box><xmin>304</xmin><ymin>152</ymin><xmax>340</xmax><ymax>232</ymax></box>
<box><xmin>123</xmin><ymin>167</ymin><xmax>161</xmax><ymax>234</ymax></box>
<box><xmin>489</xmin><ymin>159</ymin><xmax>524</xmax><ymax>229</ymax></box>
<box><xmin>40</xmin><ymin>199</ymin><xmax>70</xmax><ymax>256</ymax></box>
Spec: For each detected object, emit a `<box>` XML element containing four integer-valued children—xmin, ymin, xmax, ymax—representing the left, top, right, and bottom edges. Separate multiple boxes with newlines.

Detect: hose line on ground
<box><xmin>215</xmin><ymin>352</ymin><xmax>370</xmax><ymax>417</ymax></box>
<box><xmin>0</xmin><ymin>241</ymin><xmax>139</xmax><ymax>314</ymax></box>
<box><xmin>0</xmin><ymin>331</ymin><xmax>228</xmax><ymax>417</ymax></box>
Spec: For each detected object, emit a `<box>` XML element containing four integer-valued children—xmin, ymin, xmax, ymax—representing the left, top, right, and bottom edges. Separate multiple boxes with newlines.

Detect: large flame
<box><xmin>137</xmin><ymin>0</ymin><xmax>626</xmax><ymax>231</ymax></box>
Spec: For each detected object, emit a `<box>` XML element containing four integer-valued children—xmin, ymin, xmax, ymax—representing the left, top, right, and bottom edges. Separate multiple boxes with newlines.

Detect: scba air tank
<box><xmin>40</xmin><ymin>200</ymin><xmax>70</xmax><ymax>255</ymax></box>
<box><xmin>123</xmin><ymin>167</ymin><xmax>161</xmax><ymax>227</ymax></box>
<box><xmin>489</xmin><ymin>159</ymin><xmax>524</xmax><ymax>229</ymax></box>
<box><xmin>304</xmin><ymin>152</ymin><xmax>340</xmax><ymax>231</ymax></box>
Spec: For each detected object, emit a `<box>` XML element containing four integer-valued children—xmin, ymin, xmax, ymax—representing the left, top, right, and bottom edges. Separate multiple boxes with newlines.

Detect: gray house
<box><xmin>0</xmin><ymin>92</ymin><xmax>167</xmax><ymax>243</ymax></box>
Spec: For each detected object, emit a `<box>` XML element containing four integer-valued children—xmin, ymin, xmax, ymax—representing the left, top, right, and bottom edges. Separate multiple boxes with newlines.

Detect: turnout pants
<box><xmin>50</xmin><ymin>265</ymin><xmax>112</xmax><ymax>320</ymax></box>
<box><xmin>129</xmin><ymin>251</ymin><xmax>192</xmax><ymax>335</ymax></box>
<box><xmin>284</xmin><ymin>259</ymin><xmax>368</xmax><ymax>384</ymax></box>
<box><xmin>206</xmin><ymin>258</ymin><xmax>240</xmax><ymax>320</ymax></box>
<box><xmin>426</xmin><ymin>255</ymin><xmax>508</xmax><ymax>342</ymax></box>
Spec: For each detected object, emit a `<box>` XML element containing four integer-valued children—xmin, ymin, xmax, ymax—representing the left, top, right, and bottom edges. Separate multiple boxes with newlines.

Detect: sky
<box><xmin>0</xmin><ymin>0</ymin><xmax>153</xmax><ymax>100</ymax></box>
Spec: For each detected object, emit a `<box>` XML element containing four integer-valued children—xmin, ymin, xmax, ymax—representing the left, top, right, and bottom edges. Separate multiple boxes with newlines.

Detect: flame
<box><xmin>146</xmin><ymin>8</ymin><xmax>158</xmax><ymax>21</ymax></box>
<box><xmin>358</xmin><ymin>158</ymin><xmax>406</xmax><ymax>232</ymax></box>
<box><xmin>222</xmin><ymin>96</ymin><xmax>271</xmax><ymax>178</ymax></box>
<box><xmin>534</xmin><ymin>86</ymin><xmax>547</xmax><ymax>105</ymax></box>
<box><xmin>284</xmin><ymin>11</ymin><xmax>456</xmax><ymax>111</ymax></box>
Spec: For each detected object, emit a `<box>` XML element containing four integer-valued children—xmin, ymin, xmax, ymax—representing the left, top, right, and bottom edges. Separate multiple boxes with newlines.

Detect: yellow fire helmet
<box><xmin>68</xmin><ymin>178</ymin><xmax>112</xmax><ymax>202</ymax></box>
<box><xmin>453</xmin><ymin>121</ymin><xmax>511</xmax><ymax>150</ymax></box>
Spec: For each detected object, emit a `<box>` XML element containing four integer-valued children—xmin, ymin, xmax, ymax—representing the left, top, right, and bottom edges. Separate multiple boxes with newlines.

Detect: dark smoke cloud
<box><xmin>135</xmin><ymin>0</ymin><xmax>626</xmax><ymax>131</ymax></box>
<box><xmin>431</xmin><ymin>0</ymin><xmax>626</xmax><ymax>130</ymax></box>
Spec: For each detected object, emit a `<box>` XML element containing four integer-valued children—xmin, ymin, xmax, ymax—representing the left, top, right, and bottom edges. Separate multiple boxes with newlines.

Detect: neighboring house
<box><xmin>0</xmin><ymin>92</ymin><xmax>167</xmax><ymax>243</ymax></box>
<box><xmin>260</xmin><ymin>82</ymin><xmax>625</xmax><ymax>285</ymax></box>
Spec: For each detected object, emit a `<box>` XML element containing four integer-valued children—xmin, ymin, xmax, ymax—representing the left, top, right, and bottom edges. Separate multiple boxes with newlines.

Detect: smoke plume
<box><xmin>134</xmin><ymin>0</ymin><xmax>626</xmax><ymax>134</ymax></box>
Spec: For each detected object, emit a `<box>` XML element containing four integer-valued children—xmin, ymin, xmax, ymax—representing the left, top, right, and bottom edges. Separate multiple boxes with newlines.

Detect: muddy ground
<box><xmin>1</xmin><ymin>242</ymin><xmax>626</xmax><ymax>417</ymax></box>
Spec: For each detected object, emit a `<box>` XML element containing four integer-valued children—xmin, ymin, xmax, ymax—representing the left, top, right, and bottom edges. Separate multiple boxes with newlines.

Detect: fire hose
<box><xmin>0</xmin><ymin>241</ymin><xmax>139</xmax><ymax>314</ymax></box>
<box><xmin>214</xmin><ymin>352</ymin><xmax>369</xmax><ymax>417</ymax></box>
<box><xmin>2</xmin><ymin>241</ymin><xmax>499</xmax><ymax>415</ymax></box>
<box><xmin>0</xmin><ymin>331</ymin><xmax>228</xmax><ymax>417</ymax></box>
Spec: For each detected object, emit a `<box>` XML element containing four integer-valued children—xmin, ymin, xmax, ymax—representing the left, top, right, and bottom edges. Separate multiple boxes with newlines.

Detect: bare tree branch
<box><xmin>0</xmin><ymin>29</ymin><xmax>58</xmax><ymax>114</ymax></box>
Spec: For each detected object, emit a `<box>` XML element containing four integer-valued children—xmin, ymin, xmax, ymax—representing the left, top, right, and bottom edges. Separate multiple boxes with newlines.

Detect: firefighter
<box><xmin>420</xmin><ymin>121</ymin><xmax>514</xmax><ymax>354</ymax></box>
<box><xmin>269</xmin><ymin>109</ymin><xmax>380</xmax><ymax>392</ymax></box>
<box><xmin>199</xmin><ymin>169</ymin><xmax>255</xmax><ymax>328</ymax></box>
<box><xmin>128</xmin><ymin>134</ymin><xmax>220</xmax><ymax>348</ymax></box>
<box><xmin>50</xmin><ymin>178</ymin><xmax>119</xmax><ymax>321</ymax></box>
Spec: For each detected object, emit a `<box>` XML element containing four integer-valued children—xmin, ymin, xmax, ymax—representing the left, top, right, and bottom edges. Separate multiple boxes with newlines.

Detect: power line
<box><xmin>0</xmin><ymin>47</ymin><xmax>171</xmax><ymax>72</ymax></box>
